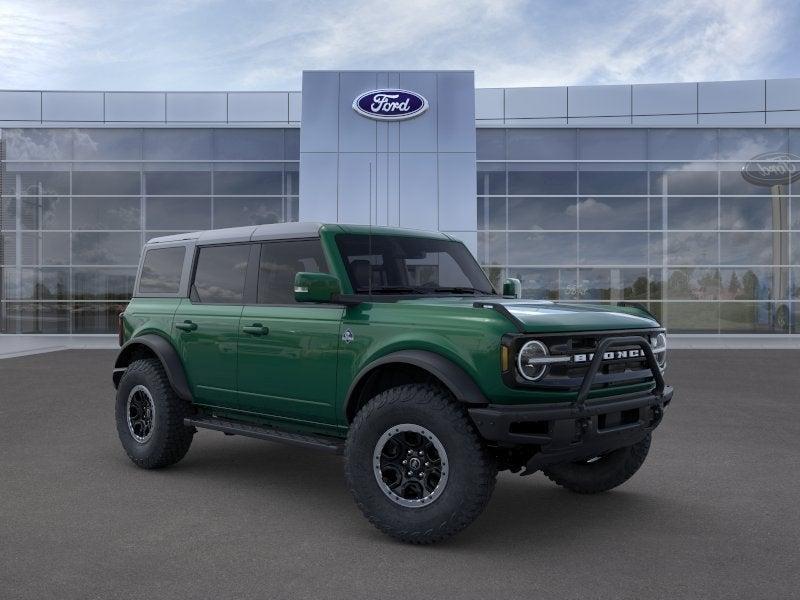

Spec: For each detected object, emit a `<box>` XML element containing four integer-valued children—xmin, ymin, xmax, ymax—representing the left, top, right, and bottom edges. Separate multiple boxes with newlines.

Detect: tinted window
<box><xmin>139</xmin><ymin>247</ymin><xmax>186</xmax><ymax>294</ymax></box>
<box><xmin>257</xmin><ymin>240</ymin><xmax>328</xmax><ymax>304</ymax></box>
<box><xmin>192</xmin><ymin>244</ymin><xmax>250</xmax><ymax>303</ymax></box>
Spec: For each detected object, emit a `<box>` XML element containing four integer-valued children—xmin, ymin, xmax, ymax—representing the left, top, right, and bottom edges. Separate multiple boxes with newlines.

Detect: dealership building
<box><xmin>1</xmin><ymin>70</ymin><xmax>799</xmax><ymax>342</ymax></box>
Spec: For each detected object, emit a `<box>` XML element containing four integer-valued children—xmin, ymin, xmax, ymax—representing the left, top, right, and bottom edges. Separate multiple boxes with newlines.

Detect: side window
<box><xmin>191</xmin><ymin>244</ymin><xmax>250</xmax><ymax>304</ymax></box>
<box><xmin>258</xmin><ymin>239</ymin><xmax>328</xmax><ymax>304</ymax></box>
<box><xmin>139</xmin><ymin>246</ymin><xmax>185</xmax><ymax>294</ymax></box>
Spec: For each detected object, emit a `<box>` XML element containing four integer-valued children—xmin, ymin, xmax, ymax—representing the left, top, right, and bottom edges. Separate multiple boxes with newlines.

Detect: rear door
<box><xmin>173</xmin><ymin>243</ymin><xmax>254</xmax><ymax>409</ymax></box>
<box><xmin>236</xmin><ymin>239</ymin><xmax>343</xmax><ymax>426</ymax></box>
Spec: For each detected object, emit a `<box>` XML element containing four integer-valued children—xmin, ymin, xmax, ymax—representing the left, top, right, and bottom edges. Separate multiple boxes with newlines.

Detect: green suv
<box><xmin>114</xmin><ymin>222</ymin><xmax>672</xmax><ymax>544</ymax></box>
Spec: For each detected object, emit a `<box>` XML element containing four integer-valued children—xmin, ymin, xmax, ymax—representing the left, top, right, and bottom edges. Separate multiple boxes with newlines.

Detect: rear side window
<box><xmin>192</xmin><ymin>244</ymin><xmax>251</xmax><ymax>304</ymax></box>
<box><xmin>139</xmin><ymin>246</ymin><xmax>186</xmax><ymax>294</ymax></box>
<box><xmin>258</xmin><ymin>240</ymin><xmax>328</xmax><ymax>304</ymax></box>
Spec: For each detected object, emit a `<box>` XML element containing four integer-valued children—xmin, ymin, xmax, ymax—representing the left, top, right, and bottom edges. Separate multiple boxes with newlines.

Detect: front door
<box><xmin>173</xmin><ymin>243</ymin><xmax>253</xmax><ymax>409</ymax></box>
<box><xmin>237</xmin><ymin>239</ymin><xmax>343</xmax><ymax>426</ymax></box>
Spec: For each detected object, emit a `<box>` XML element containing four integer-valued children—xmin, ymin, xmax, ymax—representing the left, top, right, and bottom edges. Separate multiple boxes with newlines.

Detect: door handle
<box><xmin>242</xmin><ymin>323</ymin><xmax>269</xmax><ymax>336</ymax></box>
<box><xmin>175</xmin><ymin>320</ymin><xmax>198</xmax><ymax>332</ymax></box>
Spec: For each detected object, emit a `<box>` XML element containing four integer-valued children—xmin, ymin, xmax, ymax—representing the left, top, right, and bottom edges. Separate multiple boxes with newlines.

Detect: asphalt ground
<box><xmin>1</xmin><ymin>349</ymin><xmax>798</xmax><ymax>599</ymax></box>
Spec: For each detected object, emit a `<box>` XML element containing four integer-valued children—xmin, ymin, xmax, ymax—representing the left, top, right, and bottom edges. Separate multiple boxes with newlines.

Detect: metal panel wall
<box><xmin>299</xmin><ymin>70</ymin><xmax>476</xmax><ymax>241</ymax></box>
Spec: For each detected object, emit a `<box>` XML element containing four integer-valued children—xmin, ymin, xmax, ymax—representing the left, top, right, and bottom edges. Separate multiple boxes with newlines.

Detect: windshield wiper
<box><xmin>433</xmin><ymin>287</ymin><xmax>495</xmax><ymax>295</ymax></box>
<box><xmin>357</xmin><ymin>285</ymin><xmax>428</xmax><ymax>294</ymax></box>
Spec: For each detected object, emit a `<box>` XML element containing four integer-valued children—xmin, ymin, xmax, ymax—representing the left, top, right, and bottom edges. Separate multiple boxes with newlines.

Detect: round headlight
<box><xmin>517</xmin><ymin>340</ymin><xmax>550</xmax><ymax>381</ymax></box>
<box><xmin>651</xmin><ymin>332</ymin><xmax>667</xmax><ymax>369</ymax></box>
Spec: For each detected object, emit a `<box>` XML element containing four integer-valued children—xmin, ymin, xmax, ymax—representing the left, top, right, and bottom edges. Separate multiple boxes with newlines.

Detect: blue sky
<box><xmin>0</xmin><ymin>0</ymin><xmax>797</xmax><ymax>90</ymax></box>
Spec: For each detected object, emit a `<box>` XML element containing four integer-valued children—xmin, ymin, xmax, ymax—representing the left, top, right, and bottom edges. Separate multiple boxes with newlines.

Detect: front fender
<box><xmin>113</xmin><ymin>334</ymin><xmax>192</xmax><ymax>401</ymax></box>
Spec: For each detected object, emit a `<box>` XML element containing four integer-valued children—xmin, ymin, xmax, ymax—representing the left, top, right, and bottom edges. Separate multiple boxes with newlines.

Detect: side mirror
<box><xmin>294</xmin><ymin>272</ymin><xmax>342</xmax><ymax>303</ymax></box>
<box><xmin>502</xmin><ymin>277</ymin><xmax>522</xmax><ymax>299</ymax></box>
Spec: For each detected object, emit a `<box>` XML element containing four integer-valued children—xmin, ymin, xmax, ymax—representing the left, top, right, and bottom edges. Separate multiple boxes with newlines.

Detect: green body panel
<box><xmin>237</xmin><ymin>304</ymin><xmax>343</xmax><ymax>426</ymax></box>
<box><xmin>173</xmin><ymin>298</ymin><xmax>242</xmax><ymax>408</ymax></box>
<box><xmin>121</xmin><ymin>224</ymin><xmax>664</xmax><ymax>440</ymax></box>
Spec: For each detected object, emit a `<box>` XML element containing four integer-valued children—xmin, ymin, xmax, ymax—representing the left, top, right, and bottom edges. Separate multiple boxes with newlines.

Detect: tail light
<box><xmin>118</xmin><ymin>313</ymin><xmax>125</xmax><ymax>347</ymax></box>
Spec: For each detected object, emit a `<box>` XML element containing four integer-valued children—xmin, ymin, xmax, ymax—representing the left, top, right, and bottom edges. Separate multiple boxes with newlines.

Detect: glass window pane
<box><xmin>144</xmin><ymin>170</ymin><xmax>211</xmax><ymax>195</ymax></box>
<box><xmin>477</xmin><ymin>129</ymin><xmax>505</xmax><ymax>160</ymax></box>
<box><xmin>257</xmin><ymin>240</ymin><xmax>328</xmax><ymax>304</ymax></box>
<box><xmin>508</xmin><ymin>267</ymin><xmax>577</xmax><ymax>300</ymax></box>
<box><xmin>284</xmin><ymin>163</ymin><xmax>299</xmax><ymax>196</ymax></box>
<box><xmin>214</xmin><ymin>129</ymin><xmax>284</xmax><ymax>160</ymax></box>
<box><xmin>579</xmin><ymin>129</ymin><xmax>646</xmax><ymax>160</ymax></box>
<box><xmin>508</xmin><ymin>197</ymin><xmax>576</xmax><ymax>230</ymax></box>
<box><xmin>578</xmin><ymin>268</ymin><xmax>649</xmax><ymax>301</ymax></box>
<box><xmin>72</xmin><ymin>170</ymin><xmax>140</xmax><ymax>195</ymax></box>
<box><xmin>650</xmin><ymin>197</ymin><xmax>663</xmax><ymax>230</ymax></box>
<box><xmin>1</xmin><ymin>232</ymin><xmax>16</xmax><ymax>264</ymax></box>
<box><xmin>143</xmin><ymin>129</ymin><xmax>213</xmax><ymax>160</ymax></box>
<box><xmin>4</xmin><ymin>267</ymin><xmax>70</xmax><ymax>300</ymax></box>
<box><xmin>720</xmin><ymin>168</ymin><xmax>775</xmax><ymax>195</ymax></box>
<box><xmin>648</xmin><ymin>129</ymin><xmax>718</xmax><ymax>161</ymax></box>
<box><xmin>285</xmin><ymin>129</ymin><xmax>300</xmax><ymax>159</ymax></box>
<box><xmin>72</xmin><ymin>302</ymin><xmax>129</xmax><ymax>334</ymax></box>
<box><xmin>718</xmin><ymin>129</ymin><xmax>788</xmax><ymax>160</ymax></box>
<box><xmin>73</xmin><ymin>129</ymin><xmax>142</xmax><ymax>160</ymax></box>
<box><xmin>476</xmin><ymin>163</ymin><xmax>505</xmax><ymax>195</ymax></box>
<box><xmin>508</xmin><ymin>232</ymin><xmax>576</xmax><ymax>265</ymax></box>
<box><xmin>1</xmin><ymin>197</ymin><xmax>16</xmax><ymax>229</ymax></box>
<box><xmin>720</xmin><ymin>197</ymin><xmax>779</xmax><ymax>230</ymax></box>
<box><xmin>579</xmin><ymin>170</ymin><xmax>647</xmax><ymax>195</ymax></box>
<box><xmin>719</xmin><ymin>302</ymin><xmax>775</xmax><ymax>333</ymax></box>
<box><xmin>73</xmin><ymin>267</ymin><xmax>137</xmax><ymax>300</ymax></box>
<box><xmin>2</xmin><ymin>302</ymin><xmax>71</xmax><ymax>333</ymax></box>
<box><xmin>578</xmin><ymin>197</ymin><xmax>647</xmax><ymax>230</ymax></box>
<box><xmin>21</xmin><ymin>232</ymin><xmax>70</xmax><ymax>265</ymax></box>
<box><xmin>666</xmin><ymin>301</ymin><xmax>719</xmax><ymax>333</ymax></box>
<box><xmin>719</xmin><ymin>267</ymin><xmax>774</xmax><ymax>300</ymax></box>
<box><xmin>477</xmin><ymin>197</ymin><xmax>506</xmax><ymax>230</ymax></box>
<box><xmin>71</xmin><ymin>232</ymin><xmax>141</xmax><ymax>265</ymax></box>
<box><xmin>667</xmin><ymin>232</ymin><xmax>718</xmax><ymax>265</ymax></box>
<box><xmin>146</xmin><ymin>197</ymin><xmax>211</xmax><ymax>230</ymax></box>
<box><xmin>72</xmin><ymin>197</ymin><xmax>140</xmax><ymax>230</ymax></box>
<box><xmin>578</xmin><ymin>232</ymin><xmax>648</xmax><ymax>265</ymax></box>
<box><xmin>192</xmin><ymin>244</ymin><xmax>250</xmax><ymax>303</ymax></box>
<box><xmin>477</xmin><ymin>232</ymin><xmax>506</xmax><ymax>265</ymax></box>
<box><xmin>138</xmin><ymin>247</ymin><xmax>186</xmax><ymax>294</ymax></box>
<box><xmin>3</xmin><ymin>168</ymin><xmax>70</xmax><ymax>196</ymax></box>
<box><xmin>666</xmin><ymin>268</ymin><xmax>720</xmax><ymax>300</ymax></box>
<box><xmin>213</xmin><ymin>197</ymin><xmax>284</xmax><ymax>228</ymax></box>
<box><xmin>667</xmin><ymin>197</ymin><xmax>718</xmax><ymax>230</ymax></box>
<box><xmin>213</xmin><ymin>166</ymin><xmax>283</xmax><ymax>195</ymax></box>
<box><xmin>650</xmin><ymin>169</ymin><xmax>718</xmax><ymax>195</ymax></box>
<box><xmin>20</xmin><ymin>197</ymin><xmax>69</xmax><ymax>230</ymax></box>
<box><xmin>720</xmin><ymin>232</ymin><xmax>774</xmax><ymax>265</ymax></box>
<box><xmin>3</xmin><ymin>129</ymin><xmax>73</xmax><ymax>160</ymax></box>
<box><xmin>508</xmin><ymin>164</ymin><xmax>577</xmax><ymax>195</ymax></box>
<box><xmin>507</xmin><ymin>129</ymin><xmax>576</xmax><ymax>160</ymax></box>
<box><xmin>649</xmin><ymin>232</ymin><xmax>664</xmax><ymax>266</ymax></box>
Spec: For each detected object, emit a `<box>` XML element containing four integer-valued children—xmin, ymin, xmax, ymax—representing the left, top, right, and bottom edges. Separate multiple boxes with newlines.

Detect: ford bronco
<box><xmin>113</xmin><ymin>222</ymin><xmax>672</xmax><ymax>544</ymax></box>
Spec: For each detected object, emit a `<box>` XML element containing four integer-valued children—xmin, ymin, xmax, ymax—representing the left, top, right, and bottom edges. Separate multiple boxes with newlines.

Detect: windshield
<box><xmin>335</xmin><ymin>234</ymin><xmax>496</xmax><ymax>296</ymax></box>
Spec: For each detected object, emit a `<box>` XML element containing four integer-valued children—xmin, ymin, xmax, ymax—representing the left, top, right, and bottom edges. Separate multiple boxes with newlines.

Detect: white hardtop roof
<box><xmin>146</xmin><ymin>222</ymin><xmax>324</xmax><ymax>246</ymax></box>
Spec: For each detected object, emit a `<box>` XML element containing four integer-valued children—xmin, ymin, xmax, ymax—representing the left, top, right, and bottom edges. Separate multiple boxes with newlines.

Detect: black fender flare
<box><xmin>113</xmin><ymin>334</ymin><xmax>192</xmax><ymax>401</ymax></box>
<box><xmin>345</xmin><ymin>350</ymin><xmax>488</xmax><ymax>416</ymax></box>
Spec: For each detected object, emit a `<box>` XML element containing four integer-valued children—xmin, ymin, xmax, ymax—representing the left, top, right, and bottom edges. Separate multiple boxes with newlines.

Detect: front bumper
<box><xmin>469</xmin><ymin>385</ymin><xmax>672</xmax><ymax>473</ymax></box>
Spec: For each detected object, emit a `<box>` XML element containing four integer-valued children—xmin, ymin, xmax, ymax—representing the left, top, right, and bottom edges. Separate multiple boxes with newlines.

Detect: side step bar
<box><xmin>184</xmin><ymin>416</ymin><xmax>345</xmax><ymax>455</ymax></box>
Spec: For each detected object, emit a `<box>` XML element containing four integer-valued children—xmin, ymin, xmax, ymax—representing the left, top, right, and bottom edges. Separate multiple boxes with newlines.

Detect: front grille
<box><xmin>509</xmin><ymin>329</ymin><xmax>661</xmax><ymax>392</ymax></box>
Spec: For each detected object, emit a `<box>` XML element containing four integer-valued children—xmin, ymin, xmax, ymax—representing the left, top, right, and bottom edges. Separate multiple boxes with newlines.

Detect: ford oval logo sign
<box><xmin>741</xmin><ymin>152</ymin><xmax>800</xmax><ymax>187</ymax></box>
<box><xmin>352</xmin><ymin>89</ymin><xmax>428</xmax><ymax>121</ymax></box>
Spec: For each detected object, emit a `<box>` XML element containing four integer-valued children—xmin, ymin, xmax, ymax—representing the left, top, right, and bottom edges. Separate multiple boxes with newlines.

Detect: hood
<box><xmin>493</xmin><ymin>300</ymin><xmax>659</xmax><ymax>333</ymax></box>
<box><xmin>399</xmin><ymin>297</ymin><xmax>660</xmax><ymax>333</ymax></box>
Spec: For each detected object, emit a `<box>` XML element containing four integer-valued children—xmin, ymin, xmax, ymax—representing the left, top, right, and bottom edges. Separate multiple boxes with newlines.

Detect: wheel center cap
<box><xmin>408</xmin><ymin>457</ymin><xmax>421</xmax><ymax>470</ymax></box>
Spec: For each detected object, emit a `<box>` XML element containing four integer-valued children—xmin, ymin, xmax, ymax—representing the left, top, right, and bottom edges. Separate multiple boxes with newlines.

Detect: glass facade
<box><xmin>2</xmin><ymin>124</ymin><xmax>799</xmax><ymax>336</ymax></box>
<box><xmin>0</xmin><ymin>128</ymin><xmax>299</xmax><ymax>333</ymax></box>
<box><xmin>477</xmin><ymin>128</ymin><xmax>800</xmax><ymax>334</ymax></box>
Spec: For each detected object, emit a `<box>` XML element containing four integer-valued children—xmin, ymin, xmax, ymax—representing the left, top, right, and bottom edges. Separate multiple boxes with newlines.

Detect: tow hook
<box><xmin>574</xmin><ymin>417</ymin><xmax>590</xmax><ymax>442</ymax></box>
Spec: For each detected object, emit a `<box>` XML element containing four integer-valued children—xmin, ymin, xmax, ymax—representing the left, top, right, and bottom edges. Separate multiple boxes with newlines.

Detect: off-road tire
<box><xmin>542</xmin><ymin>433</ymin><xmax>651</xmax><ymax>494</ymax></box>
<box><xmin>345</xmin><ymin>383</ymin><xmax>496</xmax><ymax>544</ymax></box>
<box><xmin>115</xmin><ymin>358</ymin><xmax>194</xmax><ymax>469</ymax></box>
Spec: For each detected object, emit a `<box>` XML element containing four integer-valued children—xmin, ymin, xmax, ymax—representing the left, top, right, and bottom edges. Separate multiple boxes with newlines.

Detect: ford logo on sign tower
<box><xmin>353</xmin><ymin>89</ymin><xmax>428</xmax><ymax>121</ymax></box>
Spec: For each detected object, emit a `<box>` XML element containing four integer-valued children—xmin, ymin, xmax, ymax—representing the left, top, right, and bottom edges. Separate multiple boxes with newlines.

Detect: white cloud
<box><xmin>0</xmin><ymin>0</ymin><xmax>793</xmax><ymax>90</ymax></box>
